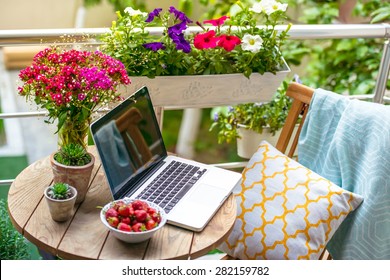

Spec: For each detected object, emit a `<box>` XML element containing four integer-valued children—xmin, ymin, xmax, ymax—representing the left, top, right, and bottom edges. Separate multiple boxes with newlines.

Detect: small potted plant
<box><xmin>44</xmin><ymin>182</ymin><xmax>77</xmax><ymax>222</ymax></box>
<box><xmin>210</xmin><ymin>81</ymin><xmax>293</xmax><ymax>158</ymax></box>
<box><xmin>50</xmin><ymin>143</ymin><xmax>94</xmax><ymax>204</ymax></box>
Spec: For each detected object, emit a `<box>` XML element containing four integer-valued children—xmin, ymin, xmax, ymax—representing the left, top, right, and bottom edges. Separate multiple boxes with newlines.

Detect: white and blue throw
<box><xmin>298</xmin><ymin>88</ymin><xmax>390</xmax><ymax>260</ymax></box>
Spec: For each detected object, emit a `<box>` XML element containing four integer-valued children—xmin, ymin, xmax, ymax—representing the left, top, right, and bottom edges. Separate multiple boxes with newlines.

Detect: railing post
<box><xmin>373</xmin><ymin>24</ymin><xmax>390</xmax><ymax>104</ymax></box>
<box><xmin>373</xmin><ymin>39</ymin><xmax>390</xmax><ymax>104</ymax></box>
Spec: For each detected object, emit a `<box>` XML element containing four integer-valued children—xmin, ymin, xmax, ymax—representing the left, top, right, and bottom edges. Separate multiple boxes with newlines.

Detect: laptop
<box><xmin>90</xmin><ymin>86</ymin><xmax>241</xmax><ymax>232</ymax></box>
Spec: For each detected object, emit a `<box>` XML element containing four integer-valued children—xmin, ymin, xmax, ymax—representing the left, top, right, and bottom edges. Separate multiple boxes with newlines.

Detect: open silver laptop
<box><xmin>90</xmin><ymin>86</ymin><xmax>241</xmax><ymax>232</ymax></box>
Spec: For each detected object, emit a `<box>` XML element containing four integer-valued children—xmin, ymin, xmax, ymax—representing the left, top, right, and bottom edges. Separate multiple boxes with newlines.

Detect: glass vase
<box><xmin>58</xmin><ymin>118</ymin><xmax>90</xmax><ymax>149</ymax></box>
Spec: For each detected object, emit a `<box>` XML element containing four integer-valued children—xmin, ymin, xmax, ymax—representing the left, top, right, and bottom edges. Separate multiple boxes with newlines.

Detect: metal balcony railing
<box><xmin>1</xmin><ymin>24</ymin><xmax>390</xmax><ymax>186</ymax></box>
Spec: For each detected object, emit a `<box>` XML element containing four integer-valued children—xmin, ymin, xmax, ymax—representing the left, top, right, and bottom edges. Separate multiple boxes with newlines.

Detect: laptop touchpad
<box><xmin>188</xmin><ymin>184</ymin><xmax>226</xmax><ymax>206</ymax></box>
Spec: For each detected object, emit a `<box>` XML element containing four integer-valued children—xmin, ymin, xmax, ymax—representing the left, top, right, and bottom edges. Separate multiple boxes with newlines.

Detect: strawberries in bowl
<box><xmin>100</xmin><ymin>198</ymin><xmax>167</xmax><ymax>243</ymax></box>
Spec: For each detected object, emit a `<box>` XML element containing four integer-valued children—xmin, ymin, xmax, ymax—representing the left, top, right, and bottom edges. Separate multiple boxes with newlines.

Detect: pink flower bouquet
<box><xmin>18</xmin><ymin>48</ymin><xmax>130</xmax><ymax>148</ymax></box>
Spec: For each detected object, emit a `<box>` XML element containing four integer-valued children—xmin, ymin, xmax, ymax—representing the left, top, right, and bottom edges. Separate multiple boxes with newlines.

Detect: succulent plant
<box><xmin>54</xmin><ymin>143</ymin><xmax>92</xmax><ymax>166</ymax></box>
<box><xmin>47</xmin><ymin>183</ymin><xmax>73</xmax><ymax>200</ymax></box>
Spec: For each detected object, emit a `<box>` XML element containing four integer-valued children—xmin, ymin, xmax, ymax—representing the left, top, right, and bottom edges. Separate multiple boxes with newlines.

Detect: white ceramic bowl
<box><xmin>100</xmin><ymin>198</ymin><xmax>167</xmax><ymax>243</ymax></box>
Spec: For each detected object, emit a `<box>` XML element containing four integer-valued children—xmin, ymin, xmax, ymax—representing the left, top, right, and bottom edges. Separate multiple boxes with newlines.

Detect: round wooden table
<box><xmin>7</xmin><ymin>147</ymin><xmax>237</xmax><ymax>260</ymax></box>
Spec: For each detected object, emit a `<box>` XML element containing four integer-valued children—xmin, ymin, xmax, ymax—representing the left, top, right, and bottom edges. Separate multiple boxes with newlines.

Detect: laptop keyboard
<box><xmin>136</xmin><ymin>160</ymin><xmax>207</xmax><ymax>213</ymax></box>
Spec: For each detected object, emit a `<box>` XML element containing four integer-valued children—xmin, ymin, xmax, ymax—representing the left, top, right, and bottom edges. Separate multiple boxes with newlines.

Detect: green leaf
<box><xmin>225</xmin><ymin>123</ymin><xmax>232</xmax><ymax>130</ymax></box>
<box><xmin>355</xmin><ymin>80</ymin><xmax>375</xmax><ymax>95</ymax></box>
<box><xmin>371</xmin><ymin>12</ymin><xmax>390</xmax><ymax>23</ymax></box>
<box><xmin>336</xmin><ymin>40</ymin><xmax>353</xmax><ymax>52</ymax></box>
<box><xmin>57</xmin><ymin>112</ymin><xmax>67</xmax><ymax>133</ymax></box>
<box><xmin>356</xmin><ymin>46</ymin><xmax>369</xmax><ymax>59</ymax></box>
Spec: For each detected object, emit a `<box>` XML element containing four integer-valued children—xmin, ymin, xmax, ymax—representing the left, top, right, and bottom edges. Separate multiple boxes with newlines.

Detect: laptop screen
<box><xmin>90</xmin><ymin>87</ymin><xmax>167</xmax><ymax>199</ymax></box>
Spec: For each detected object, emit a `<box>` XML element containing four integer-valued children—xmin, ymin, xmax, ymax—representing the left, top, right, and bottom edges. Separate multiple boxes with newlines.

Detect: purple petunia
<box><xmin>168</xmin><ymin>21</ymin><xmax>188</xmax><ymax>37</ymax></box>
<box><xmin>213</xmin><ymin>112</ymin><xmax>219</xmax><ymax>122</ymax></box>
<box><xmin>145</xmin><ymin>8</ymin><xmax>162</xmax><ymax>23</ymax></box>
<box><xmin>169</xmin><ymin>6</ymin><xmax>192</xmax><ymax>23</ymax></box>
<box><xmin>172</xmin><ymin>34</ymin><xmax>191</xmax><ymax>53</ymax></box>
<box><xmin>167</xmin><ymin>21</ymin><xmax>191</xmax><ymax>53</ymax></box>
<box><xmin>143</xmin><ymin>42</ymin><xmax>166</xmax><ymax>51</ymax></box>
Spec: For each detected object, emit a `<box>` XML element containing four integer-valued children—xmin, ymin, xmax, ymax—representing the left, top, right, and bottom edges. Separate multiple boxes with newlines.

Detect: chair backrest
<box><xmin>276</xmin><ymin>82</ymin><xmax>314</xmax><ymax>158</ymax></box>
<box><xmin>275</xmin><ymin>82</ymin><xmax>334</xmax><ymax>260</ymax></box>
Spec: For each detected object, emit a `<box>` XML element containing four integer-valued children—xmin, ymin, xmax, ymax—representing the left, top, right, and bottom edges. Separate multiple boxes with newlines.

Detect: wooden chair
<box><xmin>275</xmin><ymin>81</ymin><xmax>314</xmax><ymax>158</ymax></box>
<box><xmin>223</xmin><ymin>82</ymin><xmax>333</xmax><ymax>260</ymax></box>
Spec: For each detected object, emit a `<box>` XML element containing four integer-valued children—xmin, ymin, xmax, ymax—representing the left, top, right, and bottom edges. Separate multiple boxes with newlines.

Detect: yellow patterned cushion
<box><xmin>219</xmin><ymin>141</ymin><xmax>363</xmax><ymax>260</ymax></box>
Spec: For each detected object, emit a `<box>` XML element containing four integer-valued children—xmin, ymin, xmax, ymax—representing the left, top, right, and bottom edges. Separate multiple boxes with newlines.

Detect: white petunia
<box><xmin>124</xmin><ymin>7</ymin><xmax>147</xmax><ymax>17</ymax></box>
<box><xmin>250</xmin><ymin>0</ymin><xmax>288</xmax><ymax>15</ymax></box>
<box><xmin>249</xmin><ymin>2</ymin><xmax>263</xmax><ymax>13</ymax></box>
<box><xmin>241</xmin><ymin>34</ymin><xmax>263</xmax><ymax>53</ymax></box>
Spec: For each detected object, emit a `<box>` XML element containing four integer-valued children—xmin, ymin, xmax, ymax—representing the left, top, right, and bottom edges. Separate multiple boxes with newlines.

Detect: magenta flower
<box><xmin>194</xmin><ymin>30</ymin><xmax>219</xmax><ymax>50</ymax></box>
<box><xmin>78</xmin><ymin>93</ymin><xmax>86</xmax><ymax>101</ymax></box>
<box><xmin>218</xmin><ymin>35</ymin><xmax>241</xmax><ymax>52</ymax></box>
<box><xmin>203</xmin><ymin>16</ymin><xmax>229</xmax><ymax>27</ymax></box>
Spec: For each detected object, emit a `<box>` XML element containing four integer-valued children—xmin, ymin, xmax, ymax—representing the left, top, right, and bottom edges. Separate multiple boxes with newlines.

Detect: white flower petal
<box><xmin>242</xmin><ymin>34</ymin><xmax>263</xmax><ymax>53</ymax></box>
<box><xmin>254</xmin><ymin>0</ymin><xmax>288</xmax><ymax>15</ymax></box>
<box><xmin>249</xmin><ymin>3</ymin><xmax>263</xmax><ymax>14</ymax></box>
<box><xmin>124</xmin><ymin>7</ymin><xmax>147</xmax><ymax>17</ymax></box>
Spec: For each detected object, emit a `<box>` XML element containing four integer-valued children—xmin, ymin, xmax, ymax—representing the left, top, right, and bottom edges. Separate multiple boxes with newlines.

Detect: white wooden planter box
<box><xmin>120</xmin><ymin>59</ymin><xmax>290</xmax><ymax>108</ymax></box>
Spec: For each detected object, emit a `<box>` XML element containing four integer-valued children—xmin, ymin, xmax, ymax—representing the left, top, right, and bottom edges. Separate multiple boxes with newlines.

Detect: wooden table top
<box><xmin>7</xmin><ymin>147</ymin><xmax>237</xmax><ymax>260</ymax></box>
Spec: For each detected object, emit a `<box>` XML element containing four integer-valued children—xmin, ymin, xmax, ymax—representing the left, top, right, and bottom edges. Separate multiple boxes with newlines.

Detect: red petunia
<box><xmin>203</xmin><ymin>16</ymin><xmax>230</xmax><ymax>27</ymax></box>
<box><xmin>194</xmin><ymin>30</ymin><xmax>219</xmax><ymax>50</ymax></box>
<box><xmin>218</xmin><ymin>35</ymin><xmax>241</xmax><ymax>52</ymax></box>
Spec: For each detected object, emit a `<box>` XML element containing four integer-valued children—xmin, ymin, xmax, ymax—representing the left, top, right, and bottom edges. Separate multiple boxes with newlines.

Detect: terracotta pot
<box><xmin>50</xmin><ymin>152</ymin><xmax>95</xmax><ymax>204</ymax></box>
<box><xmin>44</xmin><ymin>185</ymin><xmax>77</xmax><ymax>222</ymax></box>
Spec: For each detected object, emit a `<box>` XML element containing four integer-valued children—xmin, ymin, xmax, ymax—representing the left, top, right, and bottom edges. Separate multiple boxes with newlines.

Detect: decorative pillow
<box><xmin>219</xmin><ymin>141</ymin><xmax>364</xmax><ymax>260</ymax></box>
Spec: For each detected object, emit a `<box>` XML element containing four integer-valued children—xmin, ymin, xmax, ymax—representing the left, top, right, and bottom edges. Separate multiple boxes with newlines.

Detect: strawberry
<box><xmin>132</xmin><ymin>222</ymin><xmax>146</xmax><ymax>232</ymax></box>
<box><xmin>147</xmin><ymin>207</ymin><xmax>157</xmax><ymax>215</ymax></box>
<box><xmin>117</xmin><ymin>222</ymin><xmax>132</xmax><ymax>232</ymax></box>
<box><xmin>128</xmin><ymin>205</ymin><xmax>135</xmax><ymax>217</ymax></box>
<box><xmin>145</xmin><ymin>219</ymin><xmax>157</xmax><ymax>230</ymax></box>
<box><xmin>140</xmin><ymin>201</ymin><xmax>149</xmax><ymax>210</ymax></box>
<box><xmin>134</xmin><ymin>209</ymin><xmax>147</xmax><ymax>222</ymax></box>
<box><xmin>151</xmin><ymin>212</ymin><xmax>161</xmax><ymax>224</ymax></box>
<box><xmin>131</xmin><ymin>200</ymin><xmax>146</xmax><ymax>210</ymax></box>
<box><xmin>145</xmin><ymin>213</ymin><xmax>152</xmax><ymax>222</ymax></box>
<box><xmin>107</xmin><ymin>216</ymin><xmax>119</xmax><ymax>228</ymax></box>
<box><xmin>112</xmin><ymin>200</ymin><xmax>125</xmax><ymax>211</ymax></box>
<box><xmin>121</xmin><ymin>217</ymin><xmax>131</xmax><ymax>225</ymax></box>
<box><xmin>118</xmin><ymin>205</ymin><xmax>130</xmax><ymax>217</ymax></box>
<box><xmin>105</xmin><ymin>207</ymin><xmax>118</xmax><ymax>219</ymax></box>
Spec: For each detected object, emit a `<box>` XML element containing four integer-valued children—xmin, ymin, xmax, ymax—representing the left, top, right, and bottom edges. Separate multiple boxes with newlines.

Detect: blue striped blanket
<box><xmin>298</xmin><ymin>88</ymin><xmax>390</xmax><ymax>259</ymax></box>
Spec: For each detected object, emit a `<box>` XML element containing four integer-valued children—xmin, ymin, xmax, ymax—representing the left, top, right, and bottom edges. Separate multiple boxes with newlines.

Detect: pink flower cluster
<box><xmin>18</xmin><ymin>48</ymin><xmax>130</xmax><ymax>125</ymax></box>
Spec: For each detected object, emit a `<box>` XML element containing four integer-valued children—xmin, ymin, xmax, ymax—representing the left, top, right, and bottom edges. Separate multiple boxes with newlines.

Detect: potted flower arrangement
<box><xmin>44</xmin><ymin>182</ymin><xmax>77</xmax><ymax>222</ymax></box>
<box><xmin>18</xmin><ymin>47</ymin><xmax>130</xmax><ymax>202</ymax></box>
<box><xmin>100</xmin><ymin>0</ymin><xmax>291</xmax><ymax>105</ymax></box>
<box><xmin>209</xmin><ymin>80</ymin><xmax>294</xmax><ymax>158</ymax></box>
<box><xmin>18</xmin><ymin>47</ymin><xmax>131</xmax><ymax>148</ymax></box>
